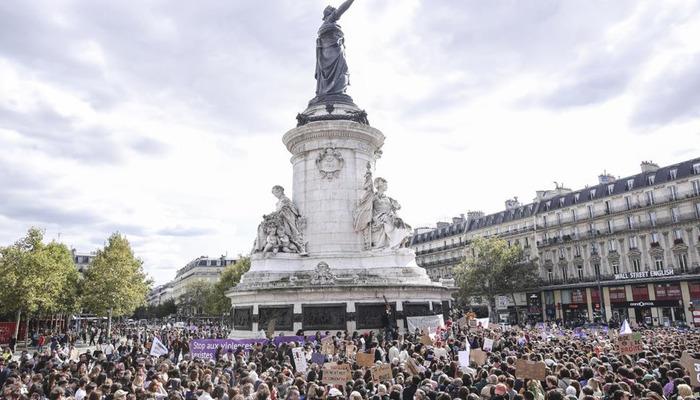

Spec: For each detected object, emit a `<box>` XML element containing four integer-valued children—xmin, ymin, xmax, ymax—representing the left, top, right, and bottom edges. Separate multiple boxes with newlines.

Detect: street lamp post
<box><xmin>596</xmin><ymin>272</ymin><xmax>606</xmax><ymax>323</ymax></box>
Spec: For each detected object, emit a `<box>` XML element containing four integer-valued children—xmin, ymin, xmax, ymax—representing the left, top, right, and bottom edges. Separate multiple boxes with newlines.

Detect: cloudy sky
<box><xmin>1</xmin><ymin>0</ymin><xmax>699</xmax><ymax>284</ymax></box>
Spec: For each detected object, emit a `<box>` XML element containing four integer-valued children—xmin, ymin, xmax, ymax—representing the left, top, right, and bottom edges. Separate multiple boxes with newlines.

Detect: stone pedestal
<box><xmin>227</xmin><ymin>102</ymin><xmax>453</xmax><ymax>337</ymax></box>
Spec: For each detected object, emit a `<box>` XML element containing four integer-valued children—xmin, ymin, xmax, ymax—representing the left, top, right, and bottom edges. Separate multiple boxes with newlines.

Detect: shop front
<box><xmin>527</xmin><ymin>292</ymin><xmax>543</xmax><ymax>323</ymax></box>
<box><xmin>654</xmin><ymin>282</ymin><xmax>684</xmax><ymax>325</ymax></box>
<box><xmin>631</xmin><ymin>284</ymin><xmax>652</xmax><ymax>325</ymax></box>
<box><xmin>544</xmin><ymin>291</ymin><xmax>556</xmax><ymax>321</ymax></box>
<box><xmin>561</xmin><ymin>288</ymin><xmax>588</xmax><ymax>324</ymax></box>
<box><xmin>609</xmin><ymin>286</ymin><xmax>629</xmax><ymax>323</ymax></box>
<box><xmin>624</xmin><ymin>300</ymin><xmax>683</xmax><ymax>326</ymax></box>
<box><xmin>589</xmin><ymin>287</ymin><xmax>603</xmax><ymax>322</ymax></box>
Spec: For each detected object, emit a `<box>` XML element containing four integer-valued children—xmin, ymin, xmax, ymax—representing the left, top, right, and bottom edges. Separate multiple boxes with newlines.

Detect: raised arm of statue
<box><xmin>332</xmin><ymin>0</ymin><xmax>355</xmax><ymax>21</ymax></box>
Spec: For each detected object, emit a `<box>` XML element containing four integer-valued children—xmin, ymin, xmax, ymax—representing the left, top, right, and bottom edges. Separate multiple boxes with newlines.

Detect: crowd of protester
<box><xmin>1</xmin><ymin>312</ymin><xmax>698</xmax><ymax>400</ymax></box>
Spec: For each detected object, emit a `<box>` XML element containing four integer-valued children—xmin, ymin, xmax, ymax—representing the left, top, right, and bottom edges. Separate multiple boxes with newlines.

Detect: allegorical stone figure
<box><xmin>354</xmin><ymin>163</ymin><xmax>412</xmax><ymax>250</ymax></box>
<box><xmin>312</xmin><ymin>0</ymin><xmax>355</xmax><ymax>103</ymax></box>
<box><xmin>254</xmin><ymin>186</ymin><xmax>307</xmax><ymax>255</ymax></box>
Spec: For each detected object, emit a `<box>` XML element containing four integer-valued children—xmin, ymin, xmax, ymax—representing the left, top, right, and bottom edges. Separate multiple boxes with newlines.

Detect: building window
<box><xmin>607</xmin><ymin>219</ymin><xmax>614</xmax><ymax>234</ymax></box>
<box><xmin>625</xmin><ymin>196</ymin><xmax>632</xmax><ymax>210</ymax></box>
<box><xmin>627</xmin><ymin>179</ymin><xmax>634</xmax><ymax>191</ymax></box>
<box><xmin>655</xmin><ymin>258</ymin><xmax>664</xmax><ymax>271</ymax></box>
<box><xmin>611</xmin><ymin>261</ymin><xmax>620</xmax><ymax>275</ymax></box>
<box><xmin>591</xmin><ymin>242</ymin><xmax>598</xmax><ymax>255</ymax></box>
<box><xmin>673</xmin><ymin>229</ymin><xmax>683</xmax><ymax>241</ymax></box>
<box><xmin>593</xmin><ymin>263</ymin><xmax>601</xmax><ymax>278</ymax></box>
<box><xmin>574</xmin><ymin>193</ymin><xmax>580</xmax><ymax>203</ymax></box>
<box><xmin>545</xmin><ymin>201</ymin><xmax>551</xmax><ymax>210</ymax></box>
<box><xmin>696</xmin><ymin>203</ymin><xmax>700</xmax><ymax>218</ymax></box>
<box><xmin>656</xmin><ymin>283</ymin><xmax>682</xmax><ymax>300</ymax></box>
<box><xmin>548</xmin><ymin>268</ymin><xmax>553</xmax><ymax>282</ymax></box>
<box><xmin>671</xmin><ymin>207</ymin><xmax>680</xmax><ymax>223</ymax></box>
<box><xmin>647</xmin><ymin>175</ymin><xmax>655</xmax><ymax>186</ymax></box>
<box><xmin>524</xmin><ymin>237</ymin><xmax>529</xmax><ymax>247</ymax></box>
<box><xmin>543</xmin><ymin>215</ymin><xmax>548</xmax><ymax>227</ymax></box>
<box><xmin>559</xmin><ymin>198</ymin><xmax>565</xmax><ymax>207</ymax></box>
<box><xmin>571</xmin><ymin>209</ymin><xmax>577</xmax><ymax>222</ymax></box>
<box><xmin>646</xmin><ymin>191</ymin><xmax>655</xmax><ymax>206</ymax></box>
<box><xmin>632</xmin><ymin>258</ymin><xmax>641</xmax><ymax>273</ymax></box>
<box><xmin>693</xmin><ymin>180</ymin><xmax>700</xmax><ymax>197</ymax></box>
<box><xmin>608</xmin><ymin>239</ymin><xmax>617</xmax><ymax>252</ymax></box>
<box><xmin>648</xmin><ymin>211</ymin><xmax>657</xmax><ymax>226</ymax></box>
<box><xmin>609</xmin><ymin>286</ymin><xmax>626</xmax><ymax>302</ymax></box>
<box><xmin>588</xmin><ymin>205</ymin><xmax>594</xmax><ymax>218</ymax></box>
<box><xmin>574</xmin><ymin>245</ymin><xmax>582</xmax><ymax>257</ymax></box>
<box><xmin>627</xmin><ymin>215</ymin><xmax>635</xmax><ymax>229</ymax></box>
<box><xmin>651</xmin><ymin>231</ymin><xmax>660</xmax><ymax>243</ymax></box>
<box><xmin>629</xmin><ymin>235</ymin><xmax>638</xmax><ymax>249</ymax></box>
<box><xmin>669</xmin><ymin>168</ymin><xmax>678</xmax><ymax>180</ymax></box>
<box><xmin>669</xmin><ymin>185</ymin><xmax>678</xmax><ymax>201</ymax></box>
<box><xmin>589</xmin><ymin>189</ymin><xmax>597</xmax><ymax>200</ymax></box>
<box><xmin>694</xmin><ymin>163</ymin><xmax>700</xmax><ymax>175</ymax></box>
<box><xmin>577</xmin><ymin>265</ymin><xmax>583</xmax><ymax>279</ymax></box>
<box><xmin>561</xmin><ymin>266</ymin><xmax>567</xmax><ymax>281</ymax></box>
<box><xmin>678</xmin><ymin>253</ymin><xmax>689</xmax><ymax>272</ymax></box>
<box><xmin>559</xmin><ymin>248</ymin><xmax>566</xmax><ymax>259</ymax></box>
<box><xmin>605</xmin><ymin>200</ymin><xmax>613</xmax><ymax>214</ymax></box>
<box><xmin>556</xmin><ymin>213</ymin><xmax>562</xmax><ymax>225</ymax></box>
<box><xmin>632</xmin><ymin>284</ymin><xmax>649</xmax><ymax>300</ymax></box>
<box><xmin>608</xmin><ymin>184</ymin><xmax>614</xmax><ymax>195</ymax></box>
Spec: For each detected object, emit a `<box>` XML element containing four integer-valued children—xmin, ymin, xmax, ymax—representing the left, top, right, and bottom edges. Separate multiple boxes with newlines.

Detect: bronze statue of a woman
<box><xmin>310</xmin><ymin>0</ymin><xmax>355</xmax><ymax>105</ymax></box>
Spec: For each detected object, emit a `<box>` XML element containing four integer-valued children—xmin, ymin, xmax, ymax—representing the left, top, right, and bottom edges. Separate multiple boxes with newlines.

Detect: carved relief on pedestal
<box><xmin>253</xmin><ymin>185</ymin><xmax>308</xmax><ymax>256</ymax></box>
<box><xmin>315</xmin><ymin>147</ymin><xmax>344</xmax><ymax>180</ymax></box>
<box><xmin>310</xmin><ymin>262</ymin><xmax>336</xmax><ymax>285</ymax></box>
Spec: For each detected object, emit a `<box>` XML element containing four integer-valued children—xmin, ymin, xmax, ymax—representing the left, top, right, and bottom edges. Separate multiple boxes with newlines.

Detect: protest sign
<box><xmin>470</xmin><ymin>349</ymin><xmax>488</xmax><ymax>366</ymax></box>
<box><xmin>456</xmin><ymin>316</ymin><xmax>468</xmax><ymax>328</ymax></box>
<box><xmin>405</xmin><ymin>357</ymin><xmax>421</xmax><ymax>376</ymax></box>
<box><xmin>371</xmin><ymin>363</ymin><xmax>393</xmax><ymax>382</ymax></box>
<box><xmin>406</xmin><ymin>315</ymin><xmax>445</xmax><ymax>332</ymax></box>
<box><xmin>617</xmin><ymin>333</ymin><xmax>643</xmax><ymax>355</ymax></box>
<box><xmin>458</xmin><ymin>350</ymin><xmax>470</xmax><ymax>369</ymax></box>
<box><xmin>292</xmin><ymin>347</ymin><xmax>307</xmax><ymax>373</ymax></box>
<box><xmin>356</xmin><ymin>352</ymin><xmax>375</xmax><ymax>368</ymax></box>
<box><xmin>321</xmin><ymin>336</ymin><xmax>335</xmax><ymax>355</ymax></box>
<box><xmin>483</xmin><ymin>338</ymin><xmax>494</xmax><ymax>352</ymax></box>
<box><xmin>150</xmin><ymin>337</ymin><xmax>169</xmax><ymax>357</ymax></box>
<box><xmin>311</xmin><ymin>352</ymin><xmax>326</xmax><ymax>365</ymax></box>
<box><xmin>515</xmin><ymin>359</ymin><xmax>547</xmax><ymax>380</ymax></box>
<box><xmin>681</xmin><ymin>352</ymin><xmax>700</xmax><ymax>387</ymax></box>
<box><xmin>346</xmin><ymin>343</ymin><xmax>357</xmax><ymax>358</ymax></box>
<box><xmin>420</xmin><ymin>332</ymin><xmax>433</xmax><ymax>346</ymax></box>
<box><xmin>476</xmin><ymin>318</ymin><xmax>490</xmax><ymax>329</ymax></box>
<box><xmin>322</xmin><ymin>364</ymin><xmax>352</xmax><ymax>386</ymax></box>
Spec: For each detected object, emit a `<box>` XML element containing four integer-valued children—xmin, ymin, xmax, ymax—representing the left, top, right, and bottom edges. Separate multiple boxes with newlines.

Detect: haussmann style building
<box><xmin>411</xmin><ymin>157</ymin><xmax>700</xmax><ymax>327</ymax></box>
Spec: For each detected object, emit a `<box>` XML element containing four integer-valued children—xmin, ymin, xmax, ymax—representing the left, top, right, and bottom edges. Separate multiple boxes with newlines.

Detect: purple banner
<box><xmin>189</xmin><ymin>336</ymin><xmax>319</xmax><ymax>360</ymax></box>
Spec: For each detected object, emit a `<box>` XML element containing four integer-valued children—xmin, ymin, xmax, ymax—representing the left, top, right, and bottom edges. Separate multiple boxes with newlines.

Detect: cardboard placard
<box><xmin>680</xmin><ymin>352</ymin><xmax>700</xmax><ymax>388</ymax></box>
<box><xmin>405</xmin><ymin>357</ymin><xmax>421</xmax><ymax>376</ymax></box>
<box><xmin>322</xmin><ymin>364</ymin><xmax>352</xmax><ymax>386</ymax></box>
<box><xmin>515</xmin><ymin>359</ymin><xmax>547</xmax><ymax>380</ymax></box>
<box><xmin>321</xmin><ymin>336</ymin><xmax>336</xmax><ymax>355</ymax></box>
<box><xmin>456</xmin><ymin>316</ymin><xmax>468</xmax><ymax>328</ymax></box>
<box><xmin>420</xmin><ymin>332</ymin><xmax>433</xmax><ymax>346</ymax></box>
<box><xmin>458</xmin><ymin>350</ymin><xmax>470</xmax><ymax>369</ymax></box>
<box><xmin>483</xmin><ymin>338</ymin><xmax>494</xmax><ymax>352</ymax></box>
<box><xmin>346</xmin><ymin>343</ymin><xmax>357</xmax><ymax>358</ymax></box>
<box><xmin>617</xmin><ymin>333</ymin><xmax>643</xmax><ymax>355</ymax></box>
<box><xmin>470</xmin><ymin>349</ymin><xmax>488</xmax><ymax>366</ymax></box>
<box><xmin>356</xmin><ymin>352</ymin><xmax>375</xmax><ymax>368</ymax></box>
<box><xmin>371</xmin><ymin>363</ymin><xmax>393</xmax><ymax>382</ymax></box>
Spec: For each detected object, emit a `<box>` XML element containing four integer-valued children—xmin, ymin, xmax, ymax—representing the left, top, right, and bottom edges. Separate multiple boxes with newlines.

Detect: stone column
<box><xmin>554</xmin><ymin>290</ymin><xmax>562</xmax><ymax>320</ymax></box>
<box><xmin>648</xmin><ymin>283</ymin><xmax>659</xmax><ymax>326</ymax></box>
<box><xmin>625</xmin><ymin>285</ymin><xmax>636</xmax><ymax>324</ymax></box>
<box><xmin>585</xmin><ymin>288</ymin><xmax>594</xmax><ymax>322</ymax></box>
<box><xmin>603</xmin><ymin>287</ymin><xmax>612</xmax><ymax>322</ymax></box>
<box><xmin>283</xmin><ymin>121</ymin><xmax>385</xmax><ymax>255</ymax></box>
<box><xmin>681</xmin><ymin>281</ymin><xmax>693</xmax><ymax>324</ymax></box>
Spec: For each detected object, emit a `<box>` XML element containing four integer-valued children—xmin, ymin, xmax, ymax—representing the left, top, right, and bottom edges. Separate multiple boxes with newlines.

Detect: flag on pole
<box><xmin>620</xmin><ymin>320</ymin><xmax>632</xmax><ymax>335</ymax></box>
<box><xmin>150</xmin><ymin>337</ymin><xmax>169</xmax><ymax>357</ymax></box>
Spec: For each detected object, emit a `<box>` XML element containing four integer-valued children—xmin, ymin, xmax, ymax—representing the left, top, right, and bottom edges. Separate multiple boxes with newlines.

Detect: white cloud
<box><xmin>1</xmin><ymin>0</ymin><xmax>698</xmax><ymax>284</ymax></box>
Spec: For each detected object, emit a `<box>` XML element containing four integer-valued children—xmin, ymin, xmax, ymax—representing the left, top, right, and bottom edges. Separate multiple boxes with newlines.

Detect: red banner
<box><xmin>0</xmin><ymin>322</ymin><xmax>27</xmax><ymax>345</ymax></box>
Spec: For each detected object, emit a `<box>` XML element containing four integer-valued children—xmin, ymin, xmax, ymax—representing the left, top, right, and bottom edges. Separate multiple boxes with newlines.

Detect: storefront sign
<box><xmin>622</xmin><ymin>300</ymin><xmax>682</xmax><ymax>308</ymax></box>
<box><xmin>614</xmin><ymin>269</ymin><xmax>674</xmax><ymax>280</ymax></box>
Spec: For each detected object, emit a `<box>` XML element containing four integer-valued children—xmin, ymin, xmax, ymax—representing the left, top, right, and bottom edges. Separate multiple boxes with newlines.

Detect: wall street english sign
<box><xmin>614</xmin><ymin>269</ymin><xmax>674</xmax><ymax>280</ymax></box>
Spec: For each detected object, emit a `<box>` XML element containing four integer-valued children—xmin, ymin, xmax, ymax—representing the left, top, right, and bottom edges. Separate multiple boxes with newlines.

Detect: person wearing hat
<box><xmin>113</xmin><ymin>389</ymin><xmax>128</xmax><ymax>400</ymax></box>
<box><xmin>328</xmin><ymin>387</ymin><xmax>344</xmax><ymax>399</ymax></box>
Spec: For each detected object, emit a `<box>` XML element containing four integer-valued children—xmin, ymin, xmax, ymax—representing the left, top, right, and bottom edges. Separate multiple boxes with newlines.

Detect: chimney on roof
<box><xmin>452</xmin><ymin>215</ymin><xmax>466</xmax><ymax>224</ymax></box>
<box><xmin>505</xmin><ymin>196</ymin><xmax>521</xmax><ymax>211</ymax></box>
<box><xmin>466</xmin><ymin>211</ymin><xmax>484</xmax><ymax>222</ymax></box>
<box><xmin>598</xmin><ymin>170</ymin><xmax>616</xmax><ymax>184</ymax></box>
<box><xmin>641</xmin><ymin>161</ymin><xmax>659</xmax><ymax>173</ymax></box>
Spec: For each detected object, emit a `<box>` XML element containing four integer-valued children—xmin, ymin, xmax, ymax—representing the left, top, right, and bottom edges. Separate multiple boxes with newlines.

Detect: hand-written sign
<box><xmin>371</xmin><ymin>363</ymin><xmax>393</xmax><ymax>382</ymax></box>
<box><xmin>515</xmin><ymin>359</ymin><xmax>547</xmax><ymax>381</ymax></box>
<box><xmin>483</xmin><ymin>338</ymin><xmax>494</xmax><ymax>352</ymax></box>
<box><xmin>470</xmin><ymin>349</ymin><xmax>488</xmax><ymax>366</ymax></box>
<box><xmin>292</xmin><ymin>347</ymin><xmax>307</xmax><ymax>373</ymax></box>
<box><xmin>680</xmin><ymin>352</ymin><xmax>700</xmax><ymax>387</ymax></box>
<box><xmin>405</xmin><ymin>357</ymin><xmax>421</xmax><ymax>376</ymax></box>
<box><xmin>321</xmin><ymin>336</ymin><xmax>335</xmax><ymax>355</ymax></box>
<box><xmin>345</xmin><ymin>343</ymin><xmax>357</xmax><ymax>358</ymax></box>
<box><xmin>356</xmin><ymin>352</ymin><xmax>375</xmax><ymax>368</ymax></box>
<box><xmin>420</xmin><ymin>332</ymin><xmax>433</xmax><ymax>346</ymax></box>
<box><xmin>322</xmin><ymin>364</ymin><xmax>352</xmax><ymax>386</ymax></box>
<box><xmin>617</xmin><ymin>333</ymin><xmax>643</xmax><ymax>355</ymax></box>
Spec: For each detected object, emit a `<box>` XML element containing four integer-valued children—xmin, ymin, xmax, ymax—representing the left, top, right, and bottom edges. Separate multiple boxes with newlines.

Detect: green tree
<box><xmin>178</xmin><ymin>280</ymin><xmax>215</xmax><ymax>316</ymax></box>
<box><xmin>454</xmin><ymin>237</ymin><xmax>539</xmax><ymax>322</ymax></box>
<box><xmin>208</xmin><ymin>257</ymin><xmax>250</xmax><ymax>315</ymax></box>
<box><xmin>0</xmin><ymin>228</ymin><xmax>78</xmax><ymax>342</ymax></box>
<box><xmin>82</xmin><ymin>233</ymin><xmax>151</xmax><ymax>333</ymax></box>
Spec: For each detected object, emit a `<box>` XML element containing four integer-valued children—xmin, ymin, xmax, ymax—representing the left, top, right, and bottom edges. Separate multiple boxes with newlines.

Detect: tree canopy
<box><xmin>0</xmin><ymin>228</ymin><xmax>78</xmax><ymax>316</ymax></box>
<box><xmin>454</xmin><ymin>237</ymin><xmax>539</xmax><ymax>320</ymax></box>
<box><xmin>81</xmin><ymin>233</ymin><xmax>150</xmax><ymax>317</ymax></box>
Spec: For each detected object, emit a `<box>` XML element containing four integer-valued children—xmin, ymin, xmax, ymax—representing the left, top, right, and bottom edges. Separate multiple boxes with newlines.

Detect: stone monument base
<box><xmin>226</xmin><ymin>251</ymin><xmax>453</xmax><ymax>338</ymax></box>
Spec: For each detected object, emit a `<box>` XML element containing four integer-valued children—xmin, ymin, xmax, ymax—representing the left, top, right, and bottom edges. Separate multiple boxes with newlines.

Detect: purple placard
<box><xmin>190</xmin><ymin>336</ymin><xmax>320</xmax><ymax>360</ymax></box>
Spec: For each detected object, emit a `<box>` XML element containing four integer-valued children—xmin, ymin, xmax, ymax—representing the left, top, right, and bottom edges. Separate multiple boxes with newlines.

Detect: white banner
<box><xmin>406</xmin><ymin>315</ymin><xmax>445</xmax><ymax>332</ymax></box>
<box><xmin>150</xmin><ymin>337</ymin><xmax>169</xmax><ymax>357</ymax></box>
<box><xmin>476</xmin><ymin>318</ymin><xmax>490</xmax><ymax>329</ymax></box>
<box><xmin>292</xmin><ymin>347</ymin><xmax>308</xmax><ymax>373</ymax></box>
